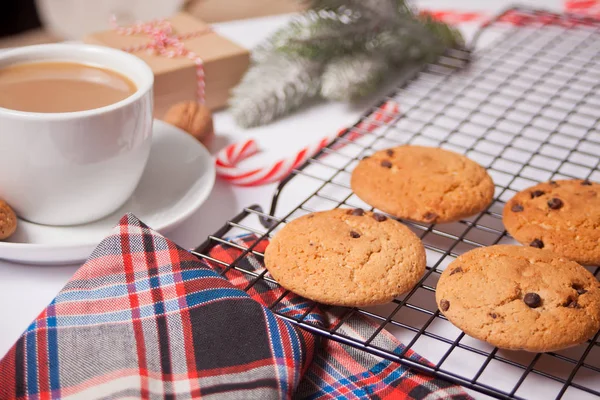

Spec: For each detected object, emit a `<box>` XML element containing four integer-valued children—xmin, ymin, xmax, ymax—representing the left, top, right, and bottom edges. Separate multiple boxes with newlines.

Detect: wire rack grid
<box><xmin>192</xmin><ymin>7</ymin><xmax>600</xmax><ymax>400</ymax></box>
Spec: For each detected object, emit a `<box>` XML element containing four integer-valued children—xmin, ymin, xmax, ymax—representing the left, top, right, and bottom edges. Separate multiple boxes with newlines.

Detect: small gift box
<box><xmin>84</xmin><ymin>12</ymin><xmax>250</xmax><ymax>116</ymax></box>
<box><xmin>185</xmin><ymin>0</ymin><xmax>305</xmax><ymax>23</ymax></box>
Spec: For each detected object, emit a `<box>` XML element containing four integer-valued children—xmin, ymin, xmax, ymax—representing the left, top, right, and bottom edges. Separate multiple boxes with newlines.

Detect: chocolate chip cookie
<box><xmin>264</xmin><ymin>208</ymin><xmax>426</xmax><ymax>307</ymax></box>
<box><xmin>0</xmin><ymin>200</ymin><xmax>17</xmax><ymax>240</ymax></box>
<box><xmin>436</xmin><ymin>245</ymin><xmax>600</xmax><ymax>352</ymax></box>
<box><xmin>503</xmin><ymin>179</ymin><xmax>600</xmax><ymax>265</ymax></box>
<box><xmin>351</xmin><ymin>146</ymin><xmax>495</xmax><ymax>224</ymax></box>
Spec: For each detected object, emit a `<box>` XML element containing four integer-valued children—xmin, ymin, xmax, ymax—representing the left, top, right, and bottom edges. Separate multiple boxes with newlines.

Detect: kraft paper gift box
<box><xmin>84</xmin><ymin>12</ymin><xmax>250</xmax><ymax>116</ymax></box>
<box><xmin>185</xmin><ymin>0</ymin><xmax>305</xmax><ymax>23</ymax></box>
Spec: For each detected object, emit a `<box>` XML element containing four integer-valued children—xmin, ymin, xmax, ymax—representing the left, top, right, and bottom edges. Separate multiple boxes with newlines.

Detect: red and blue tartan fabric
<box><xmin>0</xmin><ymin>214</ymin><xmax>472</xmax><ymax>399</ymax></box>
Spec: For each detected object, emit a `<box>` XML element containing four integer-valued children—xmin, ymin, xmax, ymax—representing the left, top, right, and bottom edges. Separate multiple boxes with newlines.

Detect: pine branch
<box><xmin>299</xmin><ymin>0</ymin><xmax>401</xmax><ymax>22</ymax></box>
<box><xmin>231</xmin><ymin>0</ymin><xmax>465</xmax><ymax>127</ymax></box>
<box><xmin>259</xmin><ymin>10</ymin><xmax>381</xmax><ymax>61</ymax></box>
<box><xmin>418</xmin><ymin>13</ymin><xmax>464</xmax><ymax>49</ymax></box>
<box><xmin>229</xmin><ymin>55</ymin><xmax>323</xmax><ymax>128</ymax></box>
<box><xmin>320</xmin><ymin>54</ymin><xmax>389</xmax><ymax>101</ymax></box>
<box><xmin>365</xmin><ymin>14</ymin><xmax>464</xmax><ymax>66</ymax></box>
<box><xmin>366</xmin><ymin>24</ymin><xmax>436</xmax><ymax>66</ymax></box>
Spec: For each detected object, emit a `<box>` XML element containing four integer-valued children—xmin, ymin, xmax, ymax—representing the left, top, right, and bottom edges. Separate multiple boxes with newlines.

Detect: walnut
<box><xmin>163</xmin><ymin>101</ymin><xmax>214</xmax><ymax>148</ymax></box>
<box><xmin>0</xmin><ymin>199</ymin><xmax>17</xmax><ymax>240</ymax></box>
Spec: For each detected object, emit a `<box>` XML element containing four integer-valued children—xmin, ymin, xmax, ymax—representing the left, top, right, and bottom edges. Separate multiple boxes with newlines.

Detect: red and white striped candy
<box><xmin>216</xmin><ymin>101</ymin><xmax>400</xmax><ymax>186</ymax></box>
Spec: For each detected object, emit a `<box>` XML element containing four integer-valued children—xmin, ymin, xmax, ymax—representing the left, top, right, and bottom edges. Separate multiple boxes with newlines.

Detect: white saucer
<box><xmin>0</xmin><ymin>120</ymin><xmax>215</xmax><ymax>265</ymax></box>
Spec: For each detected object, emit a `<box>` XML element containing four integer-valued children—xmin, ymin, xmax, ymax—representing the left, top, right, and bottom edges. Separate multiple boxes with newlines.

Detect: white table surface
<box><xmin>0</xmin><ymin>1</ymin><xmax>568</xmax><ymax>398</ymax></box>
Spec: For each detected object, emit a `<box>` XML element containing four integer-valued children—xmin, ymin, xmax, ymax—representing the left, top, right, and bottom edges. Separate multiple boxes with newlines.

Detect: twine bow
<box><xmin>110</xmin><ymin>16</ymin><xmax>213</xmax><ymax>104</ymax></box>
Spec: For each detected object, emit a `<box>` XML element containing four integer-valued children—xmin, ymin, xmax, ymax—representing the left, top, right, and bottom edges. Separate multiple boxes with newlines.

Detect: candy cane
<box><xmin>216</xmin><ymin>101</ymin><xmax>400</xmax><ymax>186</ymax></box>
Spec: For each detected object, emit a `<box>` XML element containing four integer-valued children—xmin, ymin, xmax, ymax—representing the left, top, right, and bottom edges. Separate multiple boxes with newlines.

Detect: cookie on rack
<box><xmin>436</xmin><ymin>245</ymin><xmax>600</xmax><ymax>352</ymax></box>
<box><xmin>350</xmin><ymin>145</ymin><xmax>495</xmax><ymax>224</ymax></box>
<box><xmin>503</xmin><ymin>179</ymin><xmax>600</xmax><ymax>265</ymax></box>
<box><xmin>264</xmin><ymin>208</ymin><xmax>426</xmax><ymax>307</ymax></box>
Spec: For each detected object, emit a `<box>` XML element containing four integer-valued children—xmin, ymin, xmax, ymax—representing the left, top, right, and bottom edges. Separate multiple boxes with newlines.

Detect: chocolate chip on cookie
<box><xmin>511</xmin><ymin>204</ymin><xmax>524</xmax><ymax>212</ymax></box>
<box><xmin>523</xmin><ymin>292</ymin><xmax>541</xmax><ymax>308</ymax></box>
<box><xmin>531</xmin><ymin>190</ymin><xmax>545</xmax><ymax>198</ymax></box>
<box><xmin>380</xmin><ymin>160</ymin><xmax>393</xmax><ymax>169</ymax></box>
<box><xmin>572</xmin><ymin>283</ymin><xmax>587</xmax><ymax>295</ymax></box>
<box><xmin>386</xmin><ymin>149</ymin><xmax>394</xmax><ymax>157</ymax></box>
<box><xmin>564</xmin><ymin>298</ymin><xmax>579</xmax><ymax>308</ymax></box>
<box><xmin>530</xmin><ymin>239</ymin><xmax>544</xmax><ymax>249</ymax></box>
<box><xmin>439</xmin><ymin>299</ymin><xmax>450</xmax><ymax>311</ymax></box>
<box><xmin>350</xmin><ymin>230</ymin><xmax>361</xmax><ymax>238</ymax></box>
<box><xmin>547</xmin><ymin>198</ymin><xmax>563</xmax><ymax>210</ymax></box>
<box><xmin>372</xmin><ymin>213</ymin><xmax>387</xmax><ymax>222</ymax></box>
<box><xmin>349</xmin><ymin>208</ymin><xmax>365</xmax><ymax>216</ymax></box>
<box><xmin>423</xmin><ymin>212</ymin><xmax>438</xmax><ymax>223</ymax></box>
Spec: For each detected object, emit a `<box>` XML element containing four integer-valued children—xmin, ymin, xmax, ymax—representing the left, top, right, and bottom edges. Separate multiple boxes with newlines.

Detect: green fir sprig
<box><xmin>230</xmin><ymin>0</ymin><xmax>463</xmax><ymax>128</ymax></box>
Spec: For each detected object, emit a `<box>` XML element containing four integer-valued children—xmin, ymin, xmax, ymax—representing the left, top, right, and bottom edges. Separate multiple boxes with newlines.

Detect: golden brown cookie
<box><xmin>436</xmin><ymin>245</ymin><xmax>600</xmax><ymax>352</ymax></box>
<box><xmin>264</xmin><ymin>208</ymin><xmax>426</xmax><ymax>307</ymax></box>
<box><xmin>350</xmin><ymin>146</ymin><xmax>495</xmax><ymax>224</ymax></box>
<box><xmin>0</xmin><ymin>200</ymin><xmax>17</xmax><ymax>240</ymax></box>
<box><xmin>503</xmin><ymin>179</ymin><xmax>600</xmax><ymax>265</ymax></box>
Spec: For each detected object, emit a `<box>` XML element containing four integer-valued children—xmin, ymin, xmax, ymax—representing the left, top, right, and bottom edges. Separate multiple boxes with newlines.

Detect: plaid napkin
<box><xmin>0</xmin><ymin>214</ymin><xmax>471</xmax><ymax>399</ymax></box>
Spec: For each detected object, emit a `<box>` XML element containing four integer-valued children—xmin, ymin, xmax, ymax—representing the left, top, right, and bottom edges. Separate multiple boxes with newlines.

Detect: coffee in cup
<box><xmin>0</xmin><ymin>62</ymin><xmax>137</xmax><ymax>113</ymax></box>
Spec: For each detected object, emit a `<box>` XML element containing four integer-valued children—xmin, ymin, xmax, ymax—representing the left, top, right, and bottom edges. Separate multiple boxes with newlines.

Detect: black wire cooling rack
<box><xmin>192</xmin><ymin>7</ymin><xmax>600</xmax><ymax>400</ymax></box>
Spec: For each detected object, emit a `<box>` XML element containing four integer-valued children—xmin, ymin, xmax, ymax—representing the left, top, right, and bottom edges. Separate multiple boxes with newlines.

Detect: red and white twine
<box><xmin>421</xmin><ymin>1</ymin><xmax>600</xmax><ymax>26</ymax></box>
<box><xmin>216</xmin><ymin>101</ymin><xmax>401</xmax><ymax>186</ymax></box>
<box><xmin>110</xmin><ymin>16</ymin><xmax>212</xmax><ymax>104</ymax></box>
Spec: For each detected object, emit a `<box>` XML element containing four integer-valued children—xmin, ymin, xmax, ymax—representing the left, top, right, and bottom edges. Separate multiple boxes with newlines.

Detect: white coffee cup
<box><xmin>0</xmin><ymin>44</ymin><xmax>154</xmax><ymax>226</ymax></box>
